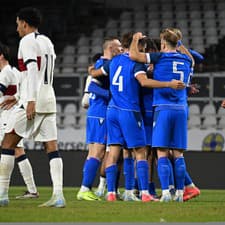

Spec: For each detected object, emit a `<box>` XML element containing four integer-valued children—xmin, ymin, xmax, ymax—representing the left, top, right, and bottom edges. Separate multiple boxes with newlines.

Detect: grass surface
<box><xmin>0</xmin><ymin>187</ymin><xmax>225</xmax><ymax>222</ymax></box>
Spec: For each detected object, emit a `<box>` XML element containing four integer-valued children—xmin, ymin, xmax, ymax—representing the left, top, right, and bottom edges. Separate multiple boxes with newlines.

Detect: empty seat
<box><xmin>62</xmin><ymin>55</ymin><xmax>75</xmax><ymax>65</ymax></box>
<box><xmin>161</xmin><ymin>20</ymin><xmax>175</xmax><ymax>29</ymax></box>
<box><xmin>91</xmin><ymin>37</ymin><xmax>103</xmax><ymax>47</ymax></box>
<box><xmin>91</xmin><ymin>46</ymin><xmax>103</xmax><ymax>55</ymax></box>
<box><xmin>188</xmin><ymin>115</ymin><xmax>201</xmax><ymax>129</ymax></box>
<box><xmin>106</xmin><ymin>19</ymin><xmax>118</xmax><ymax>29</ymax></box>
<box><xmin>133</xmin><ymin>20</ymin><xmax>146</xmax><ymax>30</ymax></box>
<box><xmin>77</xmin><ymin>46</ymin><xmax>90</xmax><ymax>54</ymax></box>
<box><xmin>134</xmin><ymin>11</ymin><xmax>145</xmax><ymax>20</ymax></box>
<box><xmin>64</xmin><ymin>103</ymin><xmax>77</xmax><ymax>114</ymax></box>
<box><xmin>217</xmin><ymin>107</ymin><xmax>225</xmax><ymax>117</ymax></box>
<box><xmin>189</xmin><ymin>104</ymin><xmax>201</xmax><ymax>115</ymax></box>
<box><xmin>203</xmin><ymin>10</ymin><xmax>216</xmax><ymax>19</ymax></box>
<box><xmin>76</xmin><ymin>54</ymin><xmax>89</xmax><ymax>65</ymax></box>
<box><xmin>105</xmin><ymin>28</ymin><xmax>119</xmax><ymax>37</ymax></box>
<box><xmin>77</xmin><ymin>36</ymin><xmax>89</xmax><ymax>46</ymax></box>
<box><xmin>175</xmin><ymin>11</ymin><xmax>188</xmax><ymax>19</ymax></box>
<box><xmin>120</xmin><ymin>20</ymin><xmax>132</xmax><ymax>29</ymax></box>
<box><xmin>120</xmin><ymin>11</ymin><xmax>132</xmax><ymax>20</ymax></box>
<box><xmin>91</xmin><ymin>28</ymin><xmax>104</xmax><ymax>38</ymax></box>
<box><xmin>161</xmin><ymin>11</ymin><xmax>174</xmax><ymax>20</ymax></box>
<box><xmin>202</xmin><ymin>115</ymin><xmax>217</xmax><ymax>129</ymax></box>
<box><xmin>63</xmin><ymin>45</ymin><xmax>75</xmax><ymax>55</ymax></box>
<box><xmin>217</xmin><ymin>116</ymin><xmax>225</xmax><ymax>129</ymax></box>
<box><xmin>188</xmin><ymin>10</ymin><xmax>202</xmax><ymax>19</ymax></box>
<box><xmin>61</xmin><ymin>67</ymin><xmax>74</xmax><ymax>74</ymax></box>
<box><xmin>202</xmin><ymin>103</ymin><xmax>216</xmax><ymax>115</ymax></box>
<box><xmin>205</xmin><ymin>36</ymin><xmax>218</xmax><ymax>46</ymax></box>
<box><xmin>63</xmin><ymin>115</ymin><xmax>76</xmax><ymax>128</ymax></box>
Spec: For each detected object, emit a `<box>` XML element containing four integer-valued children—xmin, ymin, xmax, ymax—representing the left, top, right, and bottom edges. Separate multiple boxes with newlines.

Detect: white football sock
<box><xmin>17</xmin><ymin>158</ymin><xmax>37</xmax><ymax>193</ymax></box>
<box><xmin>97</xmin><ymin>176</ymin><xmax>106</xmax><ymax>189</ymax></box>
<box><xmin>50</xmin><ymin>157</ymin><xmax>63</xmax><ymax>196</ymax></box>
<box><xmin>0</xmin><ymin>154</ymin><xmax>15</xmax><ymax>197</ymax></box>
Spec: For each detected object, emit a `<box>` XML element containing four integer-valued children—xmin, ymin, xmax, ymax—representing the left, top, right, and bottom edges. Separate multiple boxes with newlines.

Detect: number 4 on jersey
<box><xmin>112</xmin><ymin>66</ymin><xmax>123</xmax><ymax>92</ymax></box>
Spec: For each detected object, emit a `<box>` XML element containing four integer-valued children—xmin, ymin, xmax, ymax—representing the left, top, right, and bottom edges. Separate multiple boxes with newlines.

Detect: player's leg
<box><xmin>157</xmin><ymin>149</ymin><xmax>172</xmax><ymax>202</ymax></box>
<box><xmin>172</xmin><ymin>108</ymin><xmax>188</xmax><ymax>202</ymax></box>
<box><xmin>147</xmin><ymin>146</ymin><xmax>158</xmax><ymax>197</ymax></box>
<box><xmin>173</xmin><ymin>149</ymin><xmax>186</xmax><ymax>202</ymax></box>
<box><xmin>77</xmin><ymin>116</ymin><xmax>106</xmax><ymax>200</ymax></box>
<box><xmin>168</xmin><ymin>150</ymin><xmax>176</xmax><ymax>197</ymax></box>
<box><xmin>122</xmin><ymin>149</ymin><xmax>139</xmax><ymax>201</ymax></box>
<box><xmin>95</xmin><ymin>150</ymin><xmax>108</xmax><ymax>197</ymax></box>
<box><xmin>183</xmin><ymin>170</ymin><xmax>200</xmax><ymax>201</ymax></box>
<box><xmin>0</xmin><ymin>132</ymin><xmax>22</xmax><ymax>206</ymax></box>
<box><xmin>15</xmin><ymin>146</ymin><xmax>39</xmax><ymax>199</ymax></box>
<box><xmin>39</xmin><ymin>140</ymin><xmax>65</xmax><ymax>208</ymax></box>
<box><xmin>134</xmin><ymin>147</ymin><xmax>158</xmax><ymax>202</ymax></box>
<box><xmin>105</xmin><ymin>144</ymin><xmax>121</xmax><ymax>201</ymax></box>
<box><xmin>77</xmin><ymin>143</ymin><xmax>104</xmax><ymax>201</ymax></box>
<box><xmin>152</xmin><ymin>109</ymin><xmax>172</xmax><ymax>202</ymax></box>
<box><xmin>37</xmin><ymin>114</ymin><xmax>65</xmax><ymax>208</ymax></box>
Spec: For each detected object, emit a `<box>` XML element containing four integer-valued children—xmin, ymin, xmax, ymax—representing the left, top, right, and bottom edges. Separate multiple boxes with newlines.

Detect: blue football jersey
<box><xmin>149</xmin><ymin>52</ymin><xmax>192</xmax><ymax>106</ymax></box>
<box><xmin>87</xmin><ymin>57</ymin><xmax>109</xmax><ymax>117</ymax></box>
<box><xmin>103</xmin><ymin>53</ymin><xmax>147</xmax><ymax>111</ymax></box>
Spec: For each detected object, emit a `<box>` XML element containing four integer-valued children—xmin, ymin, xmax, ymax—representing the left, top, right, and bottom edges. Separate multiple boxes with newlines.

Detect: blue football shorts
<box><xmin>107</xmin><ymin>107</ymin><xmax>146</xmax><ymax>149</ymax></box>
<box><xmin>152</xmin><ymin>106</ymin><xmax>187</xmax><ymax>150</ymax></box>
<box><xmin>86</xmin><ymin>116</ymin><xmax>107</xmax><ymax>144</ymax></box>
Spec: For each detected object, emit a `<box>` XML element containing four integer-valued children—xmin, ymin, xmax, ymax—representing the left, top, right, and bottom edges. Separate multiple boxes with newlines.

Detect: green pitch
<box><xmin>0</xmin><ymin>187</ymin><xmax>225</xmax><ymax>222</ymax></box>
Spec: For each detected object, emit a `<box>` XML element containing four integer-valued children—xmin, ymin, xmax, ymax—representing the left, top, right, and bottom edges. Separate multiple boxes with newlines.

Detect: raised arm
<box><xmin>129</xmin><ymin>32</ymin><xmax>148</xmax><ymax>63</ymax></box>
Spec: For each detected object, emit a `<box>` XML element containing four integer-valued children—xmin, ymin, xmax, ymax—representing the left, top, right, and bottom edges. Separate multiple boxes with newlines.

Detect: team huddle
<box><xmin>79</xmin><ymin>29</ymin><xmax>203</xmax><ymax>202</ymax></box>
<box><xmin>0</xmin><ymin>6</ymin><xmax>210</xmax><ymax>207</ymax></box>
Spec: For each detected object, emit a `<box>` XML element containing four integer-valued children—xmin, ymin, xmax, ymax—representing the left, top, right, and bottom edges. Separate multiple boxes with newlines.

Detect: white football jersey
<box><xmin>17</xmin><ymin>32</ymin><xmax>56</xmax><ymax>113</ymax></box>
<box><xmin>0</xmin><ymin>65</ymin><xmax>20</xmax><ymax>108</ymax></box>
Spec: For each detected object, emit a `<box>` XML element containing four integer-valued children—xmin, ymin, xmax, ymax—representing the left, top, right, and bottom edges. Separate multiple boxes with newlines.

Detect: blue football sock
<box><xmin>136</xmin><ymin>160</ymin><xmax>149</xmax><ymax>191</ymax></box>
<box><xmin>123</xmin><ymin>157</ymin><xmax>135</xmax><ymax>190</ymax></box>
<box><xmin>184</xmin><ymin>171</ymin><xmax>193</xmax><ymax>186</ymax></box>
<box><xmin>105</xmin><ymin>164</ymin><xmax>117</xmax><ymax>192</ymax></box>
<box><xmin>149</xmin><ymin>182</ymin><xmax>157</xmax><ymax>196</ymax></box>
<box><xmin>82</xmin><ymin>157</ymin><xmax>100</xmax><ymax>188</ymax></box>
<box><xmin>174</xmin><ymin>157</ymin><xmax>186</xmax><ymax>190</ymax></box>
<box><xmin>157</xmin><ymin>157</ymin><xmax>170</xmax><ymax>190</ymax></box>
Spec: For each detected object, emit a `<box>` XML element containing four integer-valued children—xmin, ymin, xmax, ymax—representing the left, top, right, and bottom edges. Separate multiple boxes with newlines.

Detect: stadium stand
<box><xmin>1</xmin><ymin>0</ymin><xmax>225</xmax><ymax>129</ymax></box>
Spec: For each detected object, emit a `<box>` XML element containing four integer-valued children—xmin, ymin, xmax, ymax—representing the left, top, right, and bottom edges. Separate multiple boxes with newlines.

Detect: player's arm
<box><xmin>21</xmin><ymin>39</ymin><xmax>39</xmax><ymax>120</ymax></box>
<box><xmin>136</xmin><ymin>73</ymin><xmax>185</xmax><ymax>89</ymax></box>
<box><xmin>88</xmin><ymin>60</ymin><xmax>110</xmax><ymax>78</ymax></box>
<box><xmin>134</xmin><ymin>62</ymin><xmax>185</xmax><ymax>89</ymax></box>
<box><xmin>177</xmin><ymin>41</ymin><xmax>195</xmax><ymax>67</ymax></box>
<box><xmin>188</xmin><ymin>49</ymin><xmax>204</xmax><ymax>64</ymax></box>
<box><xmin>88</xmin><ymin>81</ymin><xmax>110</xmax><ymax>100</ymax></box>
<box><xmin>129</xmin><ymin>32</ymin><xmax>148</xmax><ymax>63</ymax></box>
<box><xmin>88</xmin><ymin>65</ymin><xmax>103</xmax><ymax>77</ymax></box>
<box><xmin>81</xmin><ymin>75</ymin><xmax>92</xmax><ymax>109</ymax></box>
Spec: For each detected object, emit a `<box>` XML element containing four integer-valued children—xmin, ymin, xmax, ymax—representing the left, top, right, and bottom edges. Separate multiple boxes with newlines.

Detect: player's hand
<box><xmin>169</xmin><ymin>80</ymin><xmax>185</xmax><ymax>89</ymax></box>
<box><xmin>221</xmin><ymin>100</ymin><xmax>225</xmax><ymax>108</ymax></box>
<box><xmin>133</xmin><ymin>32</ymin><xmax>146</xmax><ymax>41</ymax></box>
<box><xmin>189</xmin><ymin>83</ymin><xmax>199</xmax><ymax>95</ymax></box>
<box><xmin>88</xmin><ymin>65</ymin><xmax>94</xmax><ymax>75</ymax></box>
<box><xmin>26</xmin><ymin>101</ymin><xmax>36</xmax><ymax>120</ymax></box>
<box><xmin>0</xmin><ymin>95</ymin><xmax>18</xmax><ymax>110</ymax></box>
